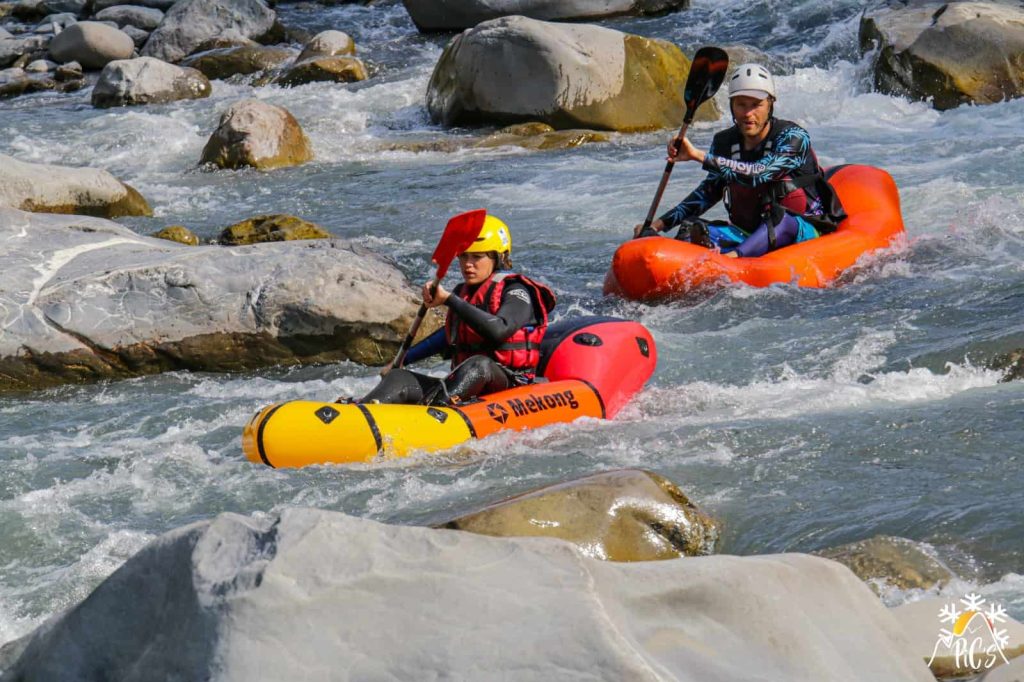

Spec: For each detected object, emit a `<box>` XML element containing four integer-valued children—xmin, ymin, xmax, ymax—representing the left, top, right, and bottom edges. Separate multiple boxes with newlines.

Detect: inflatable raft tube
<box><xmin>603</xmin><ymin>164</ymin><xmax>905</xmax><ymax>301</ymax></box>
<box><xmin>243</xmin><ymin>316</ymin><xmax>656</xmax><ymax>467</ymax></box>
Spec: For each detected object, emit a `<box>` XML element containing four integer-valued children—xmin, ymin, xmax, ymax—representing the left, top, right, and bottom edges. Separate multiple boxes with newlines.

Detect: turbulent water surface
<box><xmin>2</xmin><ymin>0</ymin><xmax>1024</xmax><ymax>645</ymax></box>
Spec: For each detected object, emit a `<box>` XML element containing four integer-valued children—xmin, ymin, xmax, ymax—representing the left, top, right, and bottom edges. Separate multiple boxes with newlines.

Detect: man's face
<box><xmin>730</xmin><ymin>95</ymin><xmax>772</xmax><ymax>139</ymax></box>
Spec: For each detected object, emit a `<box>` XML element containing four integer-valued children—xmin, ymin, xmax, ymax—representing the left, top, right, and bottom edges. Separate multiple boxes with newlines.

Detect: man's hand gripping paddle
<box><xmin>636</xmin><ymin>47</ymin><xmax>729</xmax><ymax>238</ymax></box>
<box><xmin>392</xmin><ymin>209</ymin><xmax>488</xmax><ymax>369</ymax></box>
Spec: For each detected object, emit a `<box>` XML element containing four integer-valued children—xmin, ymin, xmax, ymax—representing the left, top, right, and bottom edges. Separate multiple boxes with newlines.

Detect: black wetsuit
<box><xmin>358</xmin><ymin>280</ymin><xmax>538</xmax><ymax>406</ymax></box>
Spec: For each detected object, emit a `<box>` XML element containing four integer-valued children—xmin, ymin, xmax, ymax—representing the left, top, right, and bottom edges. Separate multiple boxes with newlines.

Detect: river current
<box><xmin>2</xmin><ymin>0</ymin><xmax>1023</xmax><ymax>644</ymax></box>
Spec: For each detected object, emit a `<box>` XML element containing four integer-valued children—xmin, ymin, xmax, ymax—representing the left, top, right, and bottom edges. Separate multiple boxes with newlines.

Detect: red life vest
<box><xmin>444</xmin><ymin>273</ymin><xmax>556</xmax><ymax>380</ymax></box>
<box><xmin>717</xmin><ymin>118</ymin><xmax>845</xmax><ymax>238</ymax></box>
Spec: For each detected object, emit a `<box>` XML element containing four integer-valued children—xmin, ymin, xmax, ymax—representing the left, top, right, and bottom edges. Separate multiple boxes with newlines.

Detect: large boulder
<box><xmin>860</xmin><ymin>1</ymin><xmax>1024</xmax><ymax>110</ymax></box>
<box><xmin>93</xmin><ymin>4</ymin><xmax>164</xmax><ymax>30</ymax></box>
<box><xmin>2</xmin><ymin>509</ymin><xmax>935</xmax><ymax>680</ymax></box>
<box><xmin>200</xmin><ymin>99</ymin><xmax>313</xmax><ymax>170</ymax></box>
<box><xmin>426</xmin><ymin>15</ymin><xmax>719</xmax><ymax>132</ymax></box>
<box><xmin>141</xmin><ymin>0</ymin><xmax>276</xmax><ymax>64</ymax></box>
<box><xmin>296</xmin><ymin>29</ymin><xmax>354</xmax><ymax>61</ymax></box>
<box><xmin>0</xmin><ymin>208</ymin><xmax>431</xmax><ymax>392</ymax></box>
<box><xmin>402</xmin><ymin>0</ymin><xmax>690</xmax><ymax>32</ymax></box>
<box><xmin>92</xmin><ymin>56</ymin><xmax>211</xmax><ymax>107</ymax></box>
<box><xmin>0</xmin><ymin>153</ymin><xmax>150</xmax><ymax>217</ymax></box>
<box><xmin>47</xmin><ymin>21</ymin><xmax>134</xmax><ymax>70</ymax></box>
<box><xmin>439</xmin><ymin>469</ymin><xmax>719</xmax><ymax>560</ymax></box>
<box><xmin>180</xmin><ymin>44</ymin><xmax>294</xmax><ymax>80</ymax></box>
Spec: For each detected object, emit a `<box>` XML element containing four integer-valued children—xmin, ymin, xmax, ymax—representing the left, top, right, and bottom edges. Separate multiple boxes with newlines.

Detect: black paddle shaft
<box><xmin>393</xmin><ymin>279</ymin><xmax>438</xmax><ymax>369</ymax></box>
<box><xmin>640</xmin><ymin>47</ymin><xmax>729</xmax><ymax>234</ymax></box>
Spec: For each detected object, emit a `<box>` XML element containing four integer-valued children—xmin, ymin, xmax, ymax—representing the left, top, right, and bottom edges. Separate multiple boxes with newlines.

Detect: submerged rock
<box><xmin>180</xmin><ymin>44</ymin><xmax>295</xmax><ymax>80</ymax></box>
<box><xmin>47</xmin><ymin>21</ymin><xmax>134</xmax><ymax>69</ymax></box>
<box><xmin>891</xmin><ymin>597</ymin><xmax>1024</xmax><ymax>679</ymax></box>
<box><xmin>439</xmin><ymin>469</ymin><xmax>720</xmax><ymax>560</ymax></box>
<box><xmin>151</xmin><ymin>224</ymin><xmax>200</xmax><ymax>245</ymax></box>
<box><xmin>380</xmin><ymin>122</ymin><xmax>609</xmax><ymax>154</ymax></box>
<box><xmin>2</xmin><ymin>508</ymin><xmax>934</xmax><ymax>680</ymax></box>
<box><xmin>426</xmin><ymin>16</ymin><xmax>718</xmax><ymax>131</ymax></box>
<box><xmin>217</xmin><ymin>214</ymin><xmax>329</xmax><ymax>245</ymax></box>
<box><xmin>990</xmin><ymin>348</ymin><xmax>1024</xmax><ymax>382</ymax></box>
<box><xmin>402</xmin><ymin>0</ymin><xmax>690</xmax><ymax>32</ymax></box>
<box><xmin>92</xmin><ymin>56</ymin><xmax>211</xmax><ymax>107</ymax></box>
<box><xmin>200</xmin><ymin>99</ymin><xmax>313</xmax><ymax>170</ymax></box>
<box><xmin>816</xmin><ymin>535</ymin><xmax>955</xmax><ymax>593</ymax></box>
<box><xmin>0</xmin><ymin>207</ymin><xmax>428</xmax><ymax>391</ymax></box>
<box><xmin>0</xmin><ymin>153</ymin><xmax>151</xmax><ymax>217</ymax></box>
<box><xmin>275</xmin><ymin>54</ymin><xmax>366</xmax><ymax>86</ymax></box>
<box><xmin>475</xmin><ymin>123</ymin><xmax>609</xmax><ymax>150</ymax></box>
<box><xmin>860</xmin><ymin>1</ymin><xmax>1024</xmax><ymax>110</ymax></box>
<box><xmin>140</xmin><ymin>0</ymin><xmax>277</xmax><ymax>64</ymax></box>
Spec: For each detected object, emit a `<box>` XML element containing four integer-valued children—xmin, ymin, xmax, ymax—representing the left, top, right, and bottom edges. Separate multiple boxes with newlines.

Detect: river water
<box><xmin>2</xmin><ymin>0</ymin><xmax>1023</xmax><ymax>647</ymax></box>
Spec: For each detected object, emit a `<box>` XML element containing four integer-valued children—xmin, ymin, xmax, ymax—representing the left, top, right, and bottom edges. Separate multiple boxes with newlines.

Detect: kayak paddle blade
<box><xmin>431</xmin><ymin>208</ymin><xmax>487</xmax><ymax>279</ymax></box>
<box><xmin>682</xmin><ymin>46</ymin><xmax>729</xmax><ymax>124</ymax></box>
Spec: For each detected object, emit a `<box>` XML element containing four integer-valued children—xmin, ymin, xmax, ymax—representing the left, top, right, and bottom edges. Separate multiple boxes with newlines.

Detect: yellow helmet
<box><xmin>462</xmin><ymin>215</ymin><xmax>511</xmax><ymax>256</ymax></box>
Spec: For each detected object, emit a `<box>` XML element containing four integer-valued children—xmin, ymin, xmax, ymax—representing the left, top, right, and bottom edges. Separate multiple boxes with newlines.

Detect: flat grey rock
<box><xmin>140</xmin><ymin>0</ymin><xmax>276</xmax><ymax>64</ymax></box>
<box><xmin>2</xmin><ymin>508</ymin><xmax>935</xmax><ymax>681</ymax></box>
<box><xmin>0</xmin><ymin>207</ymin><xmax>426</xmax><ymax>391</ymax></box>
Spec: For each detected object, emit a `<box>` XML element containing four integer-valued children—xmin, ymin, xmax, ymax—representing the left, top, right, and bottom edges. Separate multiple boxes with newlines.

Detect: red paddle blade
<box><xmin>431</xmin><ymin>208</ymin><xmax>487</xmax><ymax>278</ymax></box>
<box><xmin>683</xmin><ymin>46</ymin><xmax>729</xmax><ymax>123</ymax></box>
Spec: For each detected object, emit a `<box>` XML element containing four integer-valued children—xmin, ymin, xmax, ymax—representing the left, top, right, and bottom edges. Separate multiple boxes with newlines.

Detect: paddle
<box><xmin>637</xmin><ymin>46</ymin><xmax>729</xmax><ymax>237</ymax></box>
<box><xmin>392</xmin><ymin>208</ymin><xmax>488</xmax><ymax>368</ymax></box>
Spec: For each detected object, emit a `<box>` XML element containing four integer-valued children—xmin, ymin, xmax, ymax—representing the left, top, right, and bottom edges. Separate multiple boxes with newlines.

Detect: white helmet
<box><xmin>728</xmin><ymin>63</ymin><xmax>775</xmax><ymax>100</ymax></box>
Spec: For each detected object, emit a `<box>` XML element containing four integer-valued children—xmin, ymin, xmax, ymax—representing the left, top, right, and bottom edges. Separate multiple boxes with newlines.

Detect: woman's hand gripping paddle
<box><xmin>392</xmin><ymin>209</ymin><xmax>488</xmax><ymax>369</ymax></box>
<box><xmin>636</xmin><ymin>47</ymin><xmax>729</xmax><ymax>238</ymax></box>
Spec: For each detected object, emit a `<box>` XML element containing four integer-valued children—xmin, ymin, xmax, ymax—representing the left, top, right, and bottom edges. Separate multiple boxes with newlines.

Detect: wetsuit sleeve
<box><xmin>657</xmin><ymin>133</ymin><xmax>729</xmax><ymax>230</ymax></box>
<box><xmin>444</xmin><ymin>282</ymin><xmax>535</xmax><ymax>344</ymax></box>
<box><xmin>403</xmin><ymin>328</ymin><xmax>446</xmax><ymax>365</ymax></box>
<box><xmin>701</xmin><ymin>125</ymin><xmax>811</xmax><ymax>188</ymax></box>
<box><xmin>657</xmin><ymin>173</ymin><xmax>725</xmax><ymax>230</ymax></box>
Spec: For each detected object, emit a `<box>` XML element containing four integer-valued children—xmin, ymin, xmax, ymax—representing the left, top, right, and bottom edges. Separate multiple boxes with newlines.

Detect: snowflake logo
<box><xmin>928</xmin><ymin>594</ymin><xmax>1013</xmax><ymax>671</ymax></box>
<box><xmin>939</xmin><ymin>602</ymin><xmax>962</xmax><ymax>625</ymax></box>
<box><xmin>962</xmin><ymin>593</ymin><xmax>986</xmax><ymax>612</ymax></box>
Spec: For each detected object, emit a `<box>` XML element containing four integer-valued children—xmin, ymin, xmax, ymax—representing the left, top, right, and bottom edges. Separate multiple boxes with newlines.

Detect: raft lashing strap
<box><xmin>355</xmin><ymin>403</ymin><xmax>383</xmax><ymax>453</ymax></box>
<box><xmin>255</xmin><ymin>404</ymin><xmax>286</xmax><ymax>468</ymax></box>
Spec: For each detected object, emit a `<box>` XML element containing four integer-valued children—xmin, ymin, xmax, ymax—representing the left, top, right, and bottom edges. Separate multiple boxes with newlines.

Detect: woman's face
<box><xmin>458</xmin><ymin>251</ymin><xmax>496</xmax><ymax>285</ymax></box>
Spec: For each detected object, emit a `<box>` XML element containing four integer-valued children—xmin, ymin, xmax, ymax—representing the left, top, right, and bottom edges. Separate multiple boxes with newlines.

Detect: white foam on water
<box><xmin>884</xmin><ymin>573</ymin><xmax>1024</xmax><ymax>621</ymax></box>
<box><xmin>635</xmin><ymin>329</ymin><xmax>1004</xmax><ymax>424</ymax></box>
<box><xmin>0</xmin><ymin>527</ymin><xmax>154</xmax><ymax>643</ymax></box>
